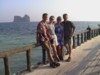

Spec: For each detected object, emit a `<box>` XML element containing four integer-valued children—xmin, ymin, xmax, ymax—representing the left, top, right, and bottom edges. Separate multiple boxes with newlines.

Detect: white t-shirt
<box><xmin>48</xmin><ymin>24</ymin><xmax>56</xmax><ymax>35</ymax></box>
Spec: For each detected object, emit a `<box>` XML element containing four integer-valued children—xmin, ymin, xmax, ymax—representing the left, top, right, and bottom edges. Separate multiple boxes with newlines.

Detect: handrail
<box><xmin>73</xmin><ymin>28</ymin><xmax>100</xmax><ymax>36</ymax></box>
<box><xmin>73</xmin><ymin>30</ymin><xmax>88</xmax><ymax>36</ymax></box>
<box><xmin>0</xmin><ymin>44</ymin><xmax>39</xmax><ymax>58</ymax></box>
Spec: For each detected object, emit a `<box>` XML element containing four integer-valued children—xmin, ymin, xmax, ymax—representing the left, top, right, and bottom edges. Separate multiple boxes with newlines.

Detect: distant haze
<box><xmin>0</xmin><ymin>0</ymin><xmax>100</xmax><ymax>22</ymax></box>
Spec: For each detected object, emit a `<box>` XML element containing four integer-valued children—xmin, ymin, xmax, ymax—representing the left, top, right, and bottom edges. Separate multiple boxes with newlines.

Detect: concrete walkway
<box><xmin>23</xmin><ymin>35</ymin><xmax>100</xmax><ymax>75</ymax></box>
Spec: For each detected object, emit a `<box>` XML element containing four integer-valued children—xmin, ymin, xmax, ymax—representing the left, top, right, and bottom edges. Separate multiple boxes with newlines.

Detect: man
<box><xmin>87</xmin><ymin>25</ymin><xmax>91</xmax><ymax>40</ymax></box>
<box><xmin>36</xmin><ymin>13</ymin><xmax>60</xmax><ymax>68</ymax></box>
<box><xmin>62</xmin><ymin>14</ymin><xmax>75</xmax><ymax>62</ymax></box>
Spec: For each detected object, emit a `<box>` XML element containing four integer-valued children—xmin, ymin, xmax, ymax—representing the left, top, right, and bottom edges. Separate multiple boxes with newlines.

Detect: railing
<box><xmin>0</xmin><ymin>27</ymin><xmax>100</xmax><ymax>75</ymax></box>
<box><xmin>72</xmin><ymin>28</ymin><xmax>100</xmax><ymax>48</ymax></box>
<box><xmin>0</xmin><ymin>44</ymin><xmax>39</xmax><ymax>75</ymax></box>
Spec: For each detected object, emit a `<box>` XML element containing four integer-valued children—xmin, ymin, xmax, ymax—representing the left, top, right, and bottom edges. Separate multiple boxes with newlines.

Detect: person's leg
<box><xmin>64</xmin><ymin>38</ymin><xmax>69</xmax><ymax>55</ymax></box>
<box><xmin>68</xmin><ymin>41</ymin><xmax>71</xmax><ymax>58</ymax></box>
<box><xmin>51</xmin><ymin>45</ymin><xmax>59</xmax><ymax>61</ymax></box>
<box><xmin>43</xmin><ymin>41</ymin><xmax>54</xmax><ymax>63</ymax></box>
<box><xmin>66</xmin><ymin>39</ymin><xmax>72</xmax><ymax>62</ymax></box>
<box><xmin>61</xmin><ymin>46</ymin><xmax>63</xmax><ymax>56</ymax></box>
<box><xmin>57</xmin><ymin>45</ymin><xmax>61</xmax><ymax>58</ymax></box>
<box><xmin>53</xmin><ymin>36</ymin><xmax>60</xmax><ymax>61</ymax></box>
<box><xmin>65</xmin><ymin>44</ymin><xmax>69</xmax><ymax>55</ymax></box>
<box><xmin>57</xmin><ymin>45</ymin><xmax>63</xmax><ymax>61</ymax></box>
<box><xmin>43</xmin><ymin>41</ymin><xmax>60</xmax><ymax>67</ymax></box>
<box><xmin>60</xmin><ymin>45</ymin><xmax>64</xmax><ymax>60</ymax></box>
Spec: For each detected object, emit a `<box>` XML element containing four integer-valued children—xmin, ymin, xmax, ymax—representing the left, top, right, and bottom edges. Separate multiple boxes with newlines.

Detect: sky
<box><xmin>0</xmin><ymin>0</ymin><xmax>100</xmax><ymax>22</ymax></box>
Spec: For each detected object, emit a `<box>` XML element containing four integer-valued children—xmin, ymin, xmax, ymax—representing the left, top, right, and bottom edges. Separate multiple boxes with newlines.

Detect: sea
<box><xmin>0</xmin><ymin>21</ymin><xmax>100</xmax><ymax>75</ymax></box>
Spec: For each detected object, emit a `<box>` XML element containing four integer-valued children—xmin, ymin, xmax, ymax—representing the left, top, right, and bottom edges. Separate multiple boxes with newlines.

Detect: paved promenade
<box><xmin>24</xmin><ymin>35</ymin><xmax>100</xmax><ymax>75</ymax></box>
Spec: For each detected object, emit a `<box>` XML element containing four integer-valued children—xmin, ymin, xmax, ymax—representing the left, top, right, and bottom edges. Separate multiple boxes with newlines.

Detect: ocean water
<box><xmin>0</xmin><ymin>21</ymin><xmax>100</xmax><ymax>75</ymax></box>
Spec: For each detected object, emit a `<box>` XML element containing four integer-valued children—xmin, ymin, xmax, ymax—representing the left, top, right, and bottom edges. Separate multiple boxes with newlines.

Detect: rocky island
<box><xmin>14</xmin><ymin>14</ymin><xmax>30</xmax><ymax>22</ymax></box>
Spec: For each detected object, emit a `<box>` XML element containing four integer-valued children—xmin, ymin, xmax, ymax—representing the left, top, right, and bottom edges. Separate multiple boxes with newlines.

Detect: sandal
<box><xmin>50</xmin><ymin>62</ymin><xmax>60</xmax><ymax>68</ymax></box>
<box><xmin>66</xmin><ymin>57</ymin><xmax>71</xmax><ymax>62</ymax></box>
<box><xmin>50</xmin><ymin>63</ymin><xmax>56</xmax><ymax>68</ymax></box>
<box><xmin>54</xmin><ymin>62</ymin><xmax>60</xmax><ymax>67</ymax></box>
<box><xmin>56</xmin><ymin>57</ymin><xmax>60</xmax><ymax>62</ymax></box>
<box><xmin>59</xmin><ymin>56</ymin><xmax>64</xmax><ymax>61</ymax></box>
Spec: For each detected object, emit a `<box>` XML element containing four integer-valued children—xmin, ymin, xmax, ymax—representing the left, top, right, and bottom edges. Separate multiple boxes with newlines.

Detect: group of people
<box><xmin>36</xmin><ymin>13</ymin><xmax>75</xmax><ymax>68</ymax></box>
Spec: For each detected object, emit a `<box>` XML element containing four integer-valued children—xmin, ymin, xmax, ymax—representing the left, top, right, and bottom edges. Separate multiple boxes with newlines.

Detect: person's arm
<box><xmin>62</xmin><ymin>25</ymin><xmax>64</xmax><ymax>40</ymax></box>
<box><xmin>46</xmin><ymin>25</ymin><xmax>52</xmax><ymax>40</ymax></box>
<box><xmin>72</xmin><ymin>26</ymin><xmax>75</xmax><ymax>35</ymax></box>
<box><xmin>62</xmin><ymin>30</ymin><xmax>64</xmax><ymax>41</ymax></box>
<box><xmin>71</xmin><ymin>22</ymin><xmax>75</xmax><ymax>36</ymax></box>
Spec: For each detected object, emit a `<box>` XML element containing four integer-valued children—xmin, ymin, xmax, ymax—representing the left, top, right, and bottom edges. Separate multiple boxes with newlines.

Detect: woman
<box><xmin>48</xmin><ymin>16</ymin><xmax>60</xmax><ymax>61</ymax></box>
<box><xmin>55</xmin><ymin>16</ymin><xmax>64</xmax><ymax>61</ymax></box>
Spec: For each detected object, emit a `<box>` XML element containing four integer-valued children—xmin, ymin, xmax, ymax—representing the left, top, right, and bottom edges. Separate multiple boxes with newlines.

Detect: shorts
<box><xmin>64</xmin><ymin>36</ymin><xmax>72</xmax><ymax>45</ymax></box>
<box><xmin>50</xmin><ymin>35</ymin><xmax>58</xmax><ymax>46</ymax></box>
<box><xmin>40</xmin><ymin>41</ymin><xmax>51</xmax><ymax>50</ymax></box>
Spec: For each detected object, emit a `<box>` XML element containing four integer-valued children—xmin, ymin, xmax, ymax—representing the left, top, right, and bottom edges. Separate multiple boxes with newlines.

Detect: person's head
<box><xmin>63</xmin><ymin>13</ymin><xmax>68</xmax><ymax>21</ymax></box>
<box><xmin>42</xmin><ymin>13</ymin><xmax>48</xmax><ymax>22</ymax></box>
<box><xmin>57</xmin><ymin>16</ymin><xmax>62</xmax><ymax>24</ymax></box>
<box><xmin>49</xmin><ymin>16</ymin><xmax>54</xmax><ymax>23</ymax></box>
